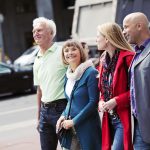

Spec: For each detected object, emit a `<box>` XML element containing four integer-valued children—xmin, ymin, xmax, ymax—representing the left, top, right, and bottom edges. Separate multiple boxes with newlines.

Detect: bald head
<box><xmin>123</xmin><ymin>12</ymin><xmax>150</xmax><ymax>45</ymax></box>
<box><xmin>124</xmin><ymin>12</ymin><xmax>149</xmax><ymax>28</ymax></box>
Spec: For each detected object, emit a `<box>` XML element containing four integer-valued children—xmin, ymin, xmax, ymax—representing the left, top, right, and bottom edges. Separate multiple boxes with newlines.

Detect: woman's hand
<box><xmin>62</xmin><ymin>119</ymin><xmax>74</xmax><ymax>130</ymax></box>
<box><xmin>103</xmin><ymin>98</ymin><xmax>117</xmax><ymax>112</ymax></box>
<box><xmin>56</xmin><ymin>116</ymin><xmax>65</xmax><ymax>133</ymax></box>
<box><xmin>98</xmin><ymin>100</ymin><xmax>107</xmax><ymax>112</ymax></box>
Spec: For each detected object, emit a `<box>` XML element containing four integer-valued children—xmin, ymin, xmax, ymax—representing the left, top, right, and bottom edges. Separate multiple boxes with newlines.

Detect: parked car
<box><xmin>14</xmin><ymin>45</ymin><xmax>39</xmax><ymax>67</ymax></box>
<box><xmin>0</xmin><ymin>62</ymin><xmax>35</xmax><ymax>96</ymax></box>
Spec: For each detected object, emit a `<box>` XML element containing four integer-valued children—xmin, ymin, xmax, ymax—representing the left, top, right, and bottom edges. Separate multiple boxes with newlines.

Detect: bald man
<box><xmin>123</xmin><ymin>12</ymin><xmax>150</xmax><ymax>149</ymax></box>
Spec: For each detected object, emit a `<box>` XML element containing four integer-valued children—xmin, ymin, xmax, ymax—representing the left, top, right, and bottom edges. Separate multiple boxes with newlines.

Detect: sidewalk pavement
<box><xmin>0</xmin><ymin>135</ymin><xmax>61</xmax><ymax>150</ymax></box>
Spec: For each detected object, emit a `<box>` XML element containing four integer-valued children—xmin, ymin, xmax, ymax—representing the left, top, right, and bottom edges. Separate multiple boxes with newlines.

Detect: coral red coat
<box><xmin>98</xmin><ymin>50</ymin><xmax>134</xmax><ymax>150</ymax></box>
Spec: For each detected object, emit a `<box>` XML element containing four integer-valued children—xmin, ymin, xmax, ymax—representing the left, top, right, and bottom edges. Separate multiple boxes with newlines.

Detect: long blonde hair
<box><xmin>97</xmin><ymin>22</ymin><xmax>133</xmax><ymax>51</ymax></box>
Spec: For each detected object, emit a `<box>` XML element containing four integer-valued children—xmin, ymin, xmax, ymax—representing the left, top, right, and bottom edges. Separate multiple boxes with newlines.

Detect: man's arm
<box><xmin>37</xmin><ymin>86</ymin><xmax>42</xmax><ymax>120</ymax></box>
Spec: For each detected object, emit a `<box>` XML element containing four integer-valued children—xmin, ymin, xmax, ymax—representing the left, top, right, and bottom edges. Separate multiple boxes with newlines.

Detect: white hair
<box><xmin>33</xmin><ymin>17</ymin><xmax>56</xmax><ymax>38</ymax></box>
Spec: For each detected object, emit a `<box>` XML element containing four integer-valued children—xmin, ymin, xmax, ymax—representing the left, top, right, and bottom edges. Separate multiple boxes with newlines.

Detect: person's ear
<box><xmin>136</xmin><ymin>23</ymin><xmax>142</xmax><ymax>30</ymax></box>
<box><xmin>105</xmin><ymin>38</ymin><xmax>108</xmax><ymax>43</ymax></box>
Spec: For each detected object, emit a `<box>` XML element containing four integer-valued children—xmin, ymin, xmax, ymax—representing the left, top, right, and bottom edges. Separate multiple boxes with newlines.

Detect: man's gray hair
<box><xmin>33</xmin><ymin>17</ymin><xmax>56</xmax><ymax>38</ymax></box>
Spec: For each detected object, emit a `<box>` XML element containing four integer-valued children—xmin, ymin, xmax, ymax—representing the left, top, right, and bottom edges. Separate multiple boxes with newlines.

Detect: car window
<box><xmin>0</xmin><ymin>65</ymin><xmax>11</xmax><ymax>74</ymax></box>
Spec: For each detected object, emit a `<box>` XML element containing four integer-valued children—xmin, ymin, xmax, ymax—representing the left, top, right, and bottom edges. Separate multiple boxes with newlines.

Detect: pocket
<box><xmin>55</xmin><ymin>104</ymin><xmax>66</xmax><ymax>113</ymax></box>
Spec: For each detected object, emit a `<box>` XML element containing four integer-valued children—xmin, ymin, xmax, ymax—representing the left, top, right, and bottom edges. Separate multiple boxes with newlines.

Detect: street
<box><xmin>0</xmin><ymin>93</ymin><xmax>61</xmax><ymax>150</ymax></box>
<box><xmin>0</xmin><ymin>93</ymin><xmax>40</xmax><ymax>150</ymax></box>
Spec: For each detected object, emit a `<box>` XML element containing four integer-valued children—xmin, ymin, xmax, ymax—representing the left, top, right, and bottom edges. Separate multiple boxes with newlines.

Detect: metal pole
<box><xmin>0</xmin><ymin>14</ymin><xmax>4</xmax><ymax>62</ymax></box>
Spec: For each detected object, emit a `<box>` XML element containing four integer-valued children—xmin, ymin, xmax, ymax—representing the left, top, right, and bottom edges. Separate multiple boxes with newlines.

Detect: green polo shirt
<box><xmin>33</xmin><ymin>43</ymin><xmax>67</xmax><ymax>103</ymax></box>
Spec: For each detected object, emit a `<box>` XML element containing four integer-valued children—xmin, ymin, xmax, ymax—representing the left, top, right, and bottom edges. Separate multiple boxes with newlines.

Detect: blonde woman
<box><xmin>56</xmin><ymin>39</ymin><xmax>101</xmax><ymax>150</ymax></box>
<box><xmin>97</xmin><ymin>22</ymin><xmax>134</xmax><ymax>150</ymax></box>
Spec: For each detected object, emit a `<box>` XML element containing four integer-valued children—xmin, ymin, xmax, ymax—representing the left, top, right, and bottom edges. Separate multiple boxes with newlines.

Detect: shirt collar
<box><xmin>37</xmin><ymin>43</ymin><xmax>57</xmax><ymax>58</ymax></box>
<box><xmin>47</xmin><ymin>42</ymin><xmax>57</xmax><ymax>52</ymax></box>
<box><xmin>135</xmin><ymin>38</ymin><xmax>150</xmax><ymax>53</ymax></box>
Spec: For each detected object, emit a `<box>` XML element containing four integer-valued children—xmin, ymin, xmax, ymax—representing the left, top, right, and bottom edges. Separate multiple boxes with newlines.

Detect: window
<box><xmin>0</xmin><ymin>65</ymin><xmax>11</xmax><ymax>74</ymax></box>
<box><xmin>63</xmin><ymin>0</ymin><xmax>75</xmax><ymax>9</ymax></box>
<box><xmin>15</xmin><ymin>0</ymin><xmax>36</xmax><ymax>14</ymax></box>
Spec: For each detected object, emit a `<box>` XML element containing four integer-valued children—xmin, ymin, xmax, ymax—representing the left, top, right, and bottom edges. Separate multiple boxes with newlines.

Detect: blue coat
<box><xmin>61</xmin><ymin>66</ymin><xmax>102</xmax><ymax>150</ymax></box>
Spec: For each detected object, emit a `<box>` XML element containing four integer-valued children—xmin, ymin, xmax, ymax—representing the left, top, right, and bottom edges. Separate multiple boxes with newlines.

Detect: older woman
<box><xmin>56</xmin><ymin>39</ymin><xmax>101</xmax><ymax>150</ymax></box>
<box><xmin>97</xmin><ymin>22</ymin><xmax>134</xmax><ymax>150</ymax></box>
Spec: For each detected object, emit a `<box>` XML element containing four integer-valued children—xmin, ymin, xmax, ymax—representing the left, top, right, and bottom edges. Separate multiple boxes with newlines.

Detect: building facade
<box><xmin>0</xmin><ymin>0</ymin><xmax>149</xmax><ymax>61</ymax></box>
<box><xmin>0</xmin><ymin>0</ymin><xmax>75</xmax><ymax>61</ymax></box>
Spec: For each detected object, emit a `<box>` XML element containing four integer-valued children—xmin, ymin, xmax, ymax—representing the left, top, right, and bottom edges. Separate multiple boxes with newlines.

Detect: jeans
<box><xmin>110</xmin><ymin>118</ymin><xmax>124</xmax><ymax>150</ymax></box>
<box><xmin>39</xmin><ymin>99</ymin><xmax>67</xmax><ymax>150</ymax></box>
<box><xmin>134</xmin><ymin>118</ymin><xmax>150</xmax><ymax>150</ymax></box>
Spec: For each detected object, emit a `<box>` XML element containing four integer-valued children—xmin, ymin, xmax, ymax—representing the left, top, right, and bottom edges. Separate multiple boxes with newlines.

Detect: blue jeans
<box><xmin>110</xmin><ymin>118</ymin><xmax>124</xmax><ymax>150</ymax></box>
<box><xmin>39</xmin><ymin>99</ymin><xmax>67</xmax><ymax>150</ymax></box>
<box><xmin>134</xmin><ymin>118</ymin><xmax>150</xmax><ymax>150</ymax></box>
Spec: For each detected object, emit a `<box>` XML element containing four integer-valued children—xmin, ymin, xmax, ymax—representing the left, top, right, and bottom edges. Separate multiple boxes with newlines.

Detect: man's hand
<box><xmin>36</xmin><ymin>120</ymin><xmax>40</xmax><ymax>132</ymax></box>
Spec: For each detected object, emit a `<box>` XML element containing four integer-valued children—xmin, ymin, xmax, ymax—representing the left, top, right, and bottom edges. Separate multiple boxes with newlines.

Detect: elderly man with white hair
<box><xmin>33</xmin><ymin>17</ymin><xmax>67</xmax><ymax>150</ymax></box>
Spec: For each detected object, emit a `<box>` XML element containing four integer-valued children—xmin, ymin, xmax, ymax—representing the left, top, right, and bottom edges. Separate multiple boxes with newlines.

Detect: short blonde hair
<box><xmin>33</xmin><ymin>17</ymin><xmax>56</xmax><ymax>38</ymax></box>
<box><xmin>62</xmin><ymin>39</ymin><xmax>88</xmax><ymax>65</ymax></box>
<box><xmin>97</xmin><ymin>22</ymin><xmax>133</xmax><ymax>51</ymax></box>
